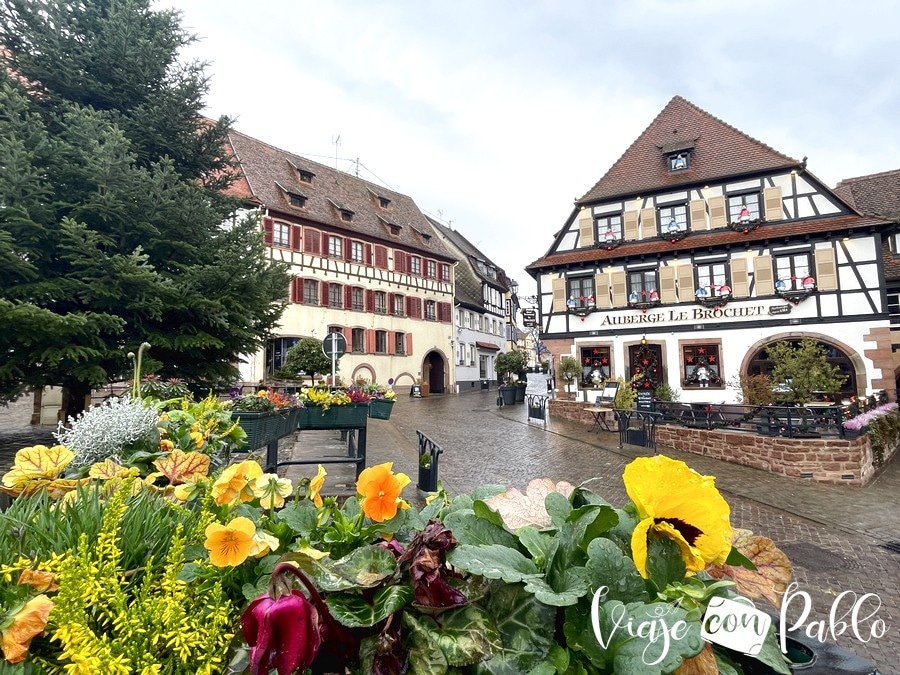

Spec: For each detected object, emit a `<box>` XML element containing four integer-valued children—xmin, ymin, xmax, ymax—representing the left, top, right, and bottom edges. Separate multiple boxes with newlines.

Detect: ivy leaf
<box><xmin>443</xmin><ymin>509</ymin><xmax>517</xmax><ymax>548</ymax></box>
<box><xmin>447</xmin><ymin>544</ymin><xmax>541</xmax><ymax>583</ymax></box>
<box><xmin>325</xmin><ymin>584</ymin><xmax>412</xmax><ymax>628</ymax></box>
<box><xmin>276</xmin><ymin>502</ymin><xmax>318</xmax><ymax>535</ymax></box>
<box><xmin>523</xmin><ymin>567</ymin><xmax>589</xmax><ymax>606</ymax></box>
<box><xmin>707</xmin><ymin>528</ymin><xmax>792</xmax><ymax>608</ymax></box>
<box><xmin>584</xmin><ymin>537</ymin><xmax>648</xmax><ymax>604</ymax></box>
<box><xmin>474</xmin><ymin>582</ymin><xmax>556</xmax><ymax>674</ymax></box>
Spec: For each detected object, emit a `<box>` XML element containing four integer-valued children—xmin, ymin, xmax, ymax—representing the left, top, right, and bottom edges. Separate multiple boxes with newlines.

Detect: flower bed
<box><xmin>0</xmin><ymin>438</ymin><xmax>803</xmax><ymax>673</ymax></box>
<box><xmin>842</xmin><ymin>402</ymin><xmax>898</xmax><ymax>434</ymax></box>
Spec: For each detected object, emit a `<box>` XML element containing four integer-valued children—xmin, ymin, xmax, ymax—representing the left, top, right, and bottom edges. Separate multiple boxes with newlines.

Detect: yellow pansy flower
<box><xmin>252</xmin><ymin>473</ymin><xmax>293</xmax><ymax>509</ymax></box>
<box><xmin>211</xmin><ymin>460</ymin><xmax>263</xmax><ymax>505</ymax></box>
<box><xmin>623</xmin><ymin>455</ymin><xmax>733</xmax><ymax>578</ymax></box>
<box><xmin>204</xmin><ymin>517</ymin><xmax>256</xmax><ymax>567</ymax></box>
<box><xmin>308</xmin><ymin>465</ymin><xmax>327</xmax><ymax>508</ymax></box>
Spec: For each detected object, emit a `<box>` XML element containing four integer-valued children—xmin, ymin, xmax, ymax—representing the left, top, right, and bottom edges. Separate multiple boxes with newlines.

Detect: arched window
<box><xmin>747</xmin><ymin>339</ymin><xmax>855</xmax><ymax>397</ymax></box>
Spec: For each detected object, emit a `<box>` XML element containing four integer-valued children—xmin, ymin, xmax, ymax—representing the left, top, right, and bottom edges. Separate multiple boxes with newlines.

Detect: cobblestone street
<box><xmin>2</xmin><ymin>384</ymin><xmax>898</xmax><ymax>670</ymax></box>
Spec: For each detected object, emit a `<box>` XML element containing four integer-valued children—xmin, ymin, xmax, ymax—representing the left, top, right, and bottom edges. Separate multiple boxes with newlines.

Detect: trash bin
<box><xmin>480</xmin><ymin>379</ymin><xmax>488</xmax><ymax>390</ymax></box>
<box><xmin>416</xmin><ymin>430</ymin><xmax>443</xmax><ymax>492</ymax></box>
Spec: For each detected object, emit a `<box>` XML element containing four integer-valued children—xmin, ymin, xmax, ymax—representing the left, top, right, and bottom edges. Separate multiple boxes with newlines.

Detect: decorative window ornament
<box><xmin>775</xmin><ymin>276</ymin><xmax>817</xmax><ymax>304</ymax></box>
<box><xmin>728</xmin><ymin>206</ymin><xmax>765</xmax><ymax>233</ymax></box>
<box><xmin>628</xmin><ymin>288</ymin><xmax>661</xmax><ymax>313</ymax></box>
<box><xmin>669</xmin><ymin>152</ymin><xmax>689</xmax><ymax>171</ymax></box>
<box><xmin>695</xmin><ymin>283</ymin><xmax>731</xmax><ymax>309</ymax></box>
<box><xmin>603</xmin><ymin>228</ymin><xmax>621</xmax><ymax>251</ymax></box>
<box><xmin>567</xmin><ymin>293</ymin><xmax>596</xmax><ymax>320</ymax></box>
<box><xmin>665</xmin><ymin>217</ymin><xmax>688</xmax><ymax>243</ymax></box>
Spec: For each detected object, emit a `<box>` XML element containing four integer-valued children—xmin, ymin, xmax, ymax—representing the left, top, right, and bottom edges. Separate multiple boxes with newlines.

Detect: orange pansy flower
<box><xmin>211</xmin><ymin>460</ymin><xmax>263</xmax><ymax>505</ymax></box>
<box><xmin>0</xmin><ymin>594</ymin><xmax>54</xmax><ymax>663</ymax></box>
<box><xmin>356</xmin><ymin>462</ymin><xmax>411</xmax><ymax>523</ymax></box>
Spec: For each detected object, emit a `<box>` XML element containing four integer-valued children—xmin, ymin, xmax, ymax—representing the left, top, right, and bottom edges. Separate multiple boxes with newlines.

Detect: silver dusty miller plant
<box><xmin>54</xmin><ymin>396</ymin><xmax>159</xmax><ymax>467</ymax></box>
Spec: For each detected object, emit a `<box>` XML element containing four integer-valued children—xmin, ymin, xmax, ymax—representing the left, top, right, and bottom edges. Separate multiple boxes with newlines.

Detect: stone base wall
<box><xmin>548</xmin><ymin>399</ymin><xmax>602</xmax><ymax>426</ymax></box>
<box><xmin>548</xmin><ymin>399</ymin><xmax>900</xmax><ymax>486</ymax></box>
<box><xmin>655</xmin><ymin>425</ymin><xmax>900</xmax><ymax>487</ymax></box>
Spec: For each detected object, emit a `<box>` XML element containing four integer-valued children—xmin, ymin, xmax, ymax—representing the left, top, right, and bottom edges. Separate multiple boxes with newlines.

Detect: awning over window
<box><xmin>476</xmin><ymin>341</ymin><xmax>501</xmax><ymax>351</ymax></box>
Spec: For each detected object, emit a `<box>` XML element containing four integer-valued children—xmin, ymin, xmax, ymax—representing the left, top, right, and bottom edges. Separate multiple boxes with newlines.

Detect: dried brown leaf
<box><xmin>482</xmin><ymin>478</ymin><xmax>574</xmax><ymax>530</ymax></box>
<box><xmin>708</xmin><ymin>528</ymin><xmax>792</xmax><ymax>608</ymax></box>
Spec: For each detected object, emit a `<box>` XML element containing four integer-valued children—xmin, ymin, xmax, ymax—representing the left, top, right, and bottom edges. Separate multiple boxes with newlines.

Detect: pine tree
<box><xmin>0</xmin><ymin>1</ymin><xmax>290</xmax><ymax>418</ymax></box>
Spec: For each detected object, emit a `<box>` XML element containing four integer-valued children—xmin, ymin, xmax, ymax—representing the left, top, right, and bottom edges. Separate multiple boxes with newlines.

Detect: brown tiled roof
<box><xmin>428</xmin><ymin>218</ymin><xmax>510</xmax><ymax>291</ymax></box>
<box><xmin>526</xmin><ymin>214</ymin><xmax>888</xmax><ymax>271</ymax></box>
<box><xmin>225</xmin><ymin>130</ymin><xmax>454</xmax><ymax>261</ymax></box>
<box><xmin>578</xmin><ymin>96</ymin><xmax>799</xmax><ymax>204</ymax></box>
<box><xmin>834</xmin><ymin>168</ymin><xmax>900</xmax><ymax>220</ymax></box>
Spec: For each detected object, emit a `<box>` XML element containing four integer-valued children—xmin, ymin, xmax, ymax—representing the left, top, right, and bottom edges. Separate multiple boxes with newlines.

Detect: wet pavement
<box><xmin>2</xmin><ymin>382</ymin><xmax>898</xmax><ymax>670</ymax></box>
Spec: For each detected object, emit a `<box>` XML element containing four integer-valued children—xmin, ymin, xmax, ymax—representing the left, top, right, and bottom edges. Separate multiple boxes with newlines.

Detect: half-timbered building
<box><xmin>527</xmin><ymin>96</ymin><xmax>895</xmax><ymax>403</ymax></box>
<box><xmin>225</xmin><ymin>130</ymin><xmax>457</xmax><ymax>393</ymax></box>
<box><xmin>429</xmin><ymin>218</ymin><xmax>510</xmax><ymax>391</ymax></box>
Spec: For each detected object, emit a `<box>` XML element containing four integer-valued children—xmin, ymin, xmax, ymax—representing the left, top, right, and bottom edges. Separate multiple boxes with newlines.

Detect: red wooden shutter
<box><xmin>388</xmin><ymin>331</ymin><xmax>396</xmax><ymax>355</ymax></box>
<box><xmin>342</xmin><ymin>327</ymin><xmax>352</xmax><ymax>348</ymax></box>
<box><xmin>365</xmin><ymin>289</ymin><xmax>374</xmax><ymax>312</ymax></box>
<box><xmin>394</xmin><ymin>251</ymin><xmax>406</xmax><ymax>273</ymax></box>
<box><xmin>405</xmin><ymin>333</ymin><xmax>413</xmax><ymax>356</ymax></box>
<box><xmin>304</xmin><ymin>229</ymin><xmax>320</xmax><ymax>254</ymax></box>
<box><xmin>321</xmin><ymin>282</ymin><xmax>330</xmax><ymax>306</ymax></box>
<box><xmin>262</xmin><ymin>216</ymin><xmax>274</xmax><ymax>245</ymax></box>
<box><xmin>343</xmin><ymin>286</ymin><xmax>351</xmax><ymax>309</ymax></box>
<box><xmin>405</xmin><ymin>296</ymin><xmax>413</xmax><ymax>317</ymax></box>
<box><xmin>290</xmin><ymin>225</ymin><xmax>302</xmax><ymax>250</ymax></box>
<box><xmin>365</xmin><ymin>329</ymin><xmax>375</xmax><ymax>354</ymax></box>
<box><xmin>437</xmin><ymin>301</ymin><xmax>451</xmax><ymax>322</ymax></box>
<box><xmin>344</xmin><ymin>237</ymin><xmax>353</xmax><ymax>262</ymax></box>
<box><xmin>388</xmin><ymin>293</ymin><xmax>395</xmax><ymax>315</ymax></box>
<box><xmin>290</xmin><ymin>277</ymin><xmax>300</xmax><ymax>303</ymax></box>
<box><xmin>375</xmin><ymin>246</ymin><xmax>387</xmax><ymax>269</ymax></box>
<box><xmin>365</xmin><ymin>244</ymin><xmax>373</xmax><ymax>265</ymax></box>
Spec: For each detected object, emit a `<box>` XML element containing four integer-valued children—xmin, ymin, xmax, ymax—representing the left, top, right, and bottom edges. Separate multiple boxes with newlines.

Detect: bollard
<box><xmin>415</xmin><ymin>430</ymin><xmax>443</xmax><ymax>492</ymax></box>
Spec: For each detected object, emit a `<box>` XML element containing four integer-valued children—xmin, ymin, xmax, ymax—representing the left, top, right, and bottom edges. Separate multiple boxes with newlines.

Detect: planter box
<box><xmin>842</xmin><ymin>427</ymin><xmax>866</xmax><ymax>440</ymax></box>
<box><xmin>231</xmin><ymin>411</ymin><xmax>282</xmax><ymax>451</ymax></box>
<box><xmin>298</xmin><ymin>403</ymin><xmax>370</xmax><ymax>429</ymax></box>
<box><xmin>368</xmin><ymin>399</ymin><xmax>394</xmax><ymax>420</ymax></box>
<box><xmin>514</xmin><ymin>383</ymin><xmax>527</xmax><ymax>403</ymax></box>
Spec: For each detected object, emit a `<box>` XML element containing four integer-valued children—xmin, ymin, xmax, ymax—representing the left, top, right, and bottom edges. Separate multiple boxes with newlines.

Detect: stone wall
<box><xmin>548</xmin><ymin>399</ymin><xmax>899</xmax><ymax>486</ymax></box>
<box><xmin>654</xmin><ymin>425</ymin><xmax>899</xmax><ymax>487</ymax></box>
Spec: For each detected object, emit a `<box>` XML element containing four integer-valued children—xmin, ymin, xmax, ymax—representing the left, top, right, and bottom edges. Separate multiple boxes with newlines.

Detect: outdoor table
<box><xmin>585</xmin><ymin>405</ymin><xmax>615</xmax><ymax>432</ymax></box>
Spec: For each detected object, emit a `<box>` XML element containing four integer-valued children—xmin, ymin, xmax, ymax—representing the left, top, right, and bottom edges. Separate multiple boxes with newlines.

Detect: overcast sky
<box><xmin>173</xmin><ymin>1</ymin><xmax>899</xmax><ymax>298</ymax></box>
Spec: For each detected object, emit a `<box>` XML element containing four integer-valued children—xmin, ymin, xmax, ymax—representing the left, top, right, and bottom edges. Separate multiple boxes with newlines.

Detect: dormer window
<box><xmin>340</xmin><ymin>209</ymin><xmax>353</xmax><ymax>222</ymax></box>
<box><xmin>378</xmin><ymin>196</ymin><xmax>391</xmax><ymax>208</ymax></box>
<box><xmin>389</xmin><ymin>224</ymin><xmax>401</xmax><ymax>236</ymax></box>
<box><xmin>288</xmin><ymin>192</ymin><xmax>307</xmax><ymax>208</ymax></box>
<box><xmin>298</xmin><ymin>169</ymin><xmax>315</xmax><ymax>183</ymax></box>
<box><xmin>668</xmin><ymin>151</ymin><xmax>690</xmax><ymax>171</ymax></box>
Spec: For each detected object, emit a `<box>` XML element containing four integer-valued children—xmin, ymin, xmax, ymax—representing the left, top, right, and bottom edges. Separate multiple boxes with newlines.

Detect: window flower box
<box><xmin>231</xmin><ymin>411</ymin><xmax>288</xmax><ymax>451</ymax></box>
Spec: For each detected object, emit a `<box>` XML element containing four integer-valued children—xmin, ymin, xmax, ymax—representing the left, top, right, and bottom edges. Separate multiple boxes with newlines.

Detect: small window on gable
<box><xmin>378</xmin><ymin>196</ymin><xmax>391</xmax><ymax>208</ymax></box>
<box><xmin>298</xmin><ymin>169</ymin><xmax>314</xmax><ymax>183</ymax></box>
<box><xmin>288</xmin><ymin>192</ymin><xmax>307</xmax><ymax>208</ymax></box>
<box><xmin>668</xmin><ymin>151</ymin><xmax>690</xmax><ymax>172</ymax></box>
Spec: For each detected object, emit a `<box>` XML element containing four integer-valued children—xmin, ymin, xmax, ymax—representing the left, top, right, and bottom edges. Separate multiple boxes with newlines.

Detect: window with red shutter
<box><xmin>304</xmin><ymin>229</ymin><xmax>321</xmax><ymax>254</ymax></box>
<box><xmin>365</xmin><ymin>329</ymin><xmax>376</xmax><ymax>354</ymax></box>
<box><xmin>365</xmin><ymin>244</ymin><xmax>373</xmax><ymax>265</ymax></box>
<box><xmin>394</xmin><ymin>251</ymin><xmax>406</xmax><ymax>274</ymax></box>
<box><xmin>290</xmin><ymin>277</ymin><xmax>301</xmax><ymax>303</ymax></box>
<box><xmin>344</xmin><ymin>237</ymin><xmax>353</xmax><ymax>262</ymax></box>
<box><xmin>405</xmin><ymin>333</ymin><xmax>413</xmax><ymax>356</ymax></box>
<box><xmin>344</xmin><ymin>286</ymin><xmax>353</xmax><ymax>309</ymax></box>
<box><xmin>320</xmin><ymin>282</ymin><xmax>330</xmax><ymax>306</ymax></box>
<box><xmin>365</xmin><ymin>289</ymin><xmax>374</xmax><ymax>312</ymax></box>
<box><xmin>374</xmin><ymin>246</ymin><xmax>388</xmax><ymax>269</ymax></box>
<box><xmin>263</xmin><ymin>216</ymin><xmax>274</xmax><ymax>245</ymax></box>
<box><xmin>290</xmin><ymin>225</ymin><xmax>302</xmax><ymax>250</ymax></box>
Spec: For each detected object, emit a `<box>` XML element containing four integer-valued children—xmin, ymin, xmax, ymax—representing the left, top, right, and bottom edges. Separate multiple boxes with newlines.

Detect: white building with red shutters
<box><xmin>224</xmin><ymin>129</ymin><xmax>457</xmax><ymax>393</ymax></box>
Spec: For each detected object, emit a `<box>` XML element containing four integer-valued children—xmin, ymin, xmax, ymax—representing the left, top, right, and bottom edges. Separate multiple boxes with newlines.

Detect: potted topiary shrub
<box><xmin>558</xmin><ymin>356</ymin><xmax>582</xmax><ymax>399</ymax></box>
<box><xmin>496</xmin><ymin>351</ymin><xmax>528</xmax><ymax>404</ymax></box>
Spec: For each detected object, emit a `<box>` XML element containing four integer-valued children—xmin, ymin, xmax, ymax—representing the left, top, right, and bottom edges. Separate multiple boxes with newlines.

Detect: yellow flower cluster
<box><xmin>42</xmin><ymin>483</ymin><xmax>234</xmax><ymax>674</ymax></box>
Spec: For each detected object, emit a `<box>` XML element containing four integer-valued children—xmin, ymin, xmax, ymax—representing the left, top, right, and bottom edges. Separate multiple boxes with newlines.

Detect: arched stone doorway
<box><xmin>742</xmin><ymin>334</ymin><xmax>862</xmax><ymax>398</ymax></box>
<box><xmin>424</xmin><ymin>351</ymin><xmax>446</xmax><ymax>394</ymax></box>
